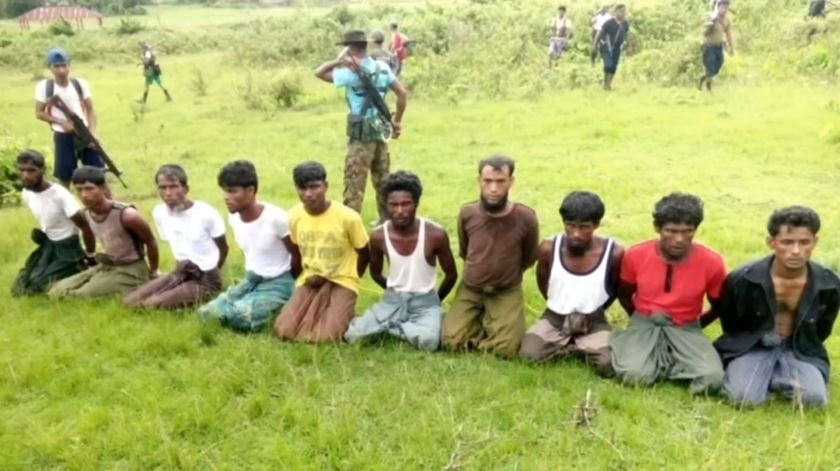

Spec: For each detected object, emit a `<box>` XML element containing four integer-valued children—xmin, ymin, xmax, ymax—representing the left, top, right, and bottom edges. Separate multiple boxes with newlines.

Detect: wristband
<box><xmin>85</xmin><ymin>252</ymin><xmax>96</xmax><ymax>258</ymax></box>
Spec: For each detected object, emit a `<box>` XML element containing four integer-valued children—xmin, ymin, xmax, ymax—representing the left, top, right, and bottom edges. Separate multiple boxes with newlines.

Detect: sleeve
<box><xmin>59</xmin><ymin>188</ymin><xmax>81</xmax><ymax>218</ymax></box>
<box><xmin>457</xmin><ymin>209</ymin><xmax>468</xmax><ymax>259</ymax></box>
<box><xmin>152</xmin><ymin>207</ymin><xmax>167</xmax><ymax>242</ymax></box>
<box><xmin>333</xmin><ymin>67</ymin><xmax>353</xmax><ymax>89</ymax></box>
<box><xmin>35</xmin><ymin>80</ymin><xmax>46</xmax><ymax>103</ymax></box>
<box><xmin>817</xmin><ymin>287</ymin><xmax>840</xmax><ymax>341</ymax></box>
<box><xmin>521</xmin><ymin>210</ymin><xmax>540</xmax><ymax>269</ymax></box>
<box><xmin>706</xmin><ymin>254</ymin><xmax>727</xmax><ymax>300</ymax></box>
<box><xmin>79</xmin><ymin>78</ymin><xmax>92</xmax><ymax>99</ymax></box>
<box><xmin>346</xmin><ymin>211</ymin><xmax>369</xmax><ymax>250</ymax></box>
<box><xmin>274</xmin><ymin>209</ymin><xmax>291</xmax><ymax>240</ymax></box>
<box><xmin>619</xmin><ymin>248</ymin><xmax>637</xmax><ymax>284</ymax></box>
<box><xmin>717</xmin><ymin>272</ymin><xmax>740</xmax><ymax>333</ymax></box>
<box><xmin>206</xmin><ymin>205</ymin><xmax>226</xmax><ymax>238</ymax></box>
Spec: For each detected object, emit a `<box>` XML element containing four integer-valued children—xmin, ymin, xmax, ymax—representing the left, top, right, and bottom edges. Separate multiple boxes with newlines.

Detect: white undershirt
<box><xmin>22</xmin><ymin>184</ymin><xmax>81</xmax><ymax>241</ymax></box>
<box><xmin>153</xmin><ymin>201</ymin><xmax>226</xmax><ymax>271</ymax></box>
<box><xmin>34</xmin><ymin>77</ymin><xmax>91</xmax><ymax>133</ymax></box>
<box><xmin>229</xmin><ymin>202</ymin><xmax>292</xmax><ymax>278</ymax></box>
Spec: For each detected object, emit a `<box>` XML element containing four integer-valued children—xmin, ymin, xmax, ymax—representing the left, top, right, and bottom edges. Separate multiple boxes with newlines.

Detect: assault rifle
<box><xmin>50</xmin><ymin>95</ymin><xmax>127</xmax><ymax>188</ymax></box>
<box><xmin>347</xmin><ymin>54</ymin><xmax>394</xmax><ymax>139</ymax></box>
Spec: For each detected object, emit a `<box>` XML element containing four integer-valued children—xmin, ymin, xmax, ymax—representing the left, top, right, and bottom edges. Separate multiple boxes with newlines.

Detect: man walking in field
<box><xmin>315</xmin><ymin>30</ymin><xmax>408</xmax><ymax>224</ymax></box>
<box><xmin>124</xmin><ymin>165</ymin><xmax>228</xmax><ymax>310</ymax></box>
<box><xmin>590</xmin><ymin>4</ymin><xmax>612</xmax><ymax>41</ymax></box>
<box><xmin>48</xmin><ymin>167</ymin><xmax>159</xmax><ymax>299</ymax></box>
<box><xmin>345</xmin><ymin>171</ymin><xmax>458</xmax><ymax>351</ymax></box>
<box><xmin>592</xmin><ymin>4</ymin><xmax>630</xmax><ymax>90</ymax></box>
<box><xmin>389</xmin><ymin>21</ymin><xmax>410</xmax><ymax>77</ymax></box>
<box><xmin>139</xmin><ymin>41</ymin><xmax>172</xmax><ymax>104</ymax></box>
<box><xmin>12</xmin><ymin>150</ymin><xmax>97</xmax><ymax>296</ymax></box>
<box><xmin>609</xmin><ymin>193</ymin><xmax>726</xmax><ymax>394</ymax></box>
<box><xmin>443</xmin><ymin>155</ymin><xmax>540</xmax><ymax>357</ymax></box>
<box><xmin>698</xmin><ymin>0</ymin><xmax>734</xmax><ymax>92</ymax></box>
<box><xmin>520</xmin><ymin>191</ymin><xmax>623</xmax><ymax>374</ymax></box>
<box><xmin>199</xmin><ymin>161</ymin><xmax>298</xmax><ymax>332</ymax></box>
<box><xmin>275</xmin><ymin>162</ymin><xmax>370</xmax><ymax>343</ymax></box>
<box><xmin>549</xmin><ymin>5</ymin><xmax>573</xmax><ymax>67</ymax></box>
<box><xmin>35</xmin><ymin>48</ymin><xmax>105</xmax><ymax>188</ymax></box>
<box><xmin>709</xmin><ymin>207</ymin><xmax>838</xmax><ymax>407</ymax></box>
<box><xmin>369</xmin><ymin>29</ymin><xmax>397</xmax><ymax>72</ymax></box>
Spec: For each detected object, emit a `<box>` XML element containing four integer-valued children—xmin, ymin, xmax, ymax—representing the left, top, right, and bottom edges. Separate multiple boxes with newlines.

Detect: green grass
<box><xmin>1</xmin><ymin>43</ymin><xmax>840</xmax><ymax>469</ymax></box>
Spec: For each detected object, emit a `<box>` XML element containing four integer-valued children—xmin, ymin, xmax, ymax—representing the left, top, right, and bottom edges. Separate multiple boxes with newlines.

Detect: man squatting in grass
<box><xmin>199</xmin><ymin>161</ymin><xmax>299</xmax><ymax>332</ymax></box>
<box><xmin>12</xmin><ymin>150</ymin><xmax>97</xmax><ymax>296</ymax></box>
<box><xmin>698</xmin><ymin>0</ymin><xmax>735</xmax><ymax>92</ymax></box>
<box><xmin>35</xmin><ymin>48</ymin><xmax>105</xmax><ymax>188</ymax></box>
<box><xmin>48</xmin><ymin>166</ymin><xmax>159</xmax><ymax>299</ymax></box>
<box><xmin>707</xmin><ymin>207</ymin><xmax>839</xmax><ymax>407</ymax></box>
<box><xmin>344</xmin><ymin>171</ymin><xmax>458</xmax><ymax>351</ymax></box>
<box><xmin>123</xmin><ymin>165</ymin><xmax>228</xmax><ymax>310</ymax></box>
<box><xmin>315</xmin><ymin>30</ymin><xmax>407</xmax><ymax>224</ymax></box>
<box><xmin>443</xmin><ymin>155</ymin><xmax>540</xmax><ymax>357</ymax></box>
<box><xmin>609</xmin><ymin>192</ymin><xmax>726</xmax><ymax>394</ymax></box>
<box><xmin>520</xmin><ymin>191</ymin><xmax>624</xmax><ymax>375</ymax></box>
<box><xmin>274</xmin><ymin>162</ymin><xmax>371</xmax><ymax>343</ymax></box>
<box><xmin>591</xmin><ymin>4</ymin><xmax>630</xmax><ymax>91</ymax></box>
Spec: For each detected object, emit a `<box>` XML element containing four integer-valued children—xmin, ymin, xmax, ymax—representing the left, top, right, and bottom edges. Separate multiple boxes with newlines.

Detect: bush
<box><xmin>48</xmin><ymin>18</ymin><xmax>75</xmax><ymax>37</ymax></box>
<box><xmin>191</xmin><ymin>68</ymin><xmax>208</xmax><ymax>97</ymax></box>
<box><xmin>0</xmin><ymin>133</ymin><xmax>25</xmax><ymax>207</ymax></box>
<box><xmin>116</xmin><ymin>18</ymin><xmax>145</xmax><ymax>36</ymax></box>
<box><xmin>269</xmin><ymin>71</ymin><xmax>303</xmax><ymax>109</ymax></box>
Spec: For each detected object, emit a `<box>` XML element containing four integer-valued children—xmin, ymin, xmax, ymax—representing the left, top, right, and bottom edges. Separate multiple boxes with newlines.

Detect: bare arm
<box><xmin>389</xmin><ymin>80</ymin><xmax>408</xmax><ymax>138</ymax></box>
<box><xmin>535</xmin><ymin>239</ymin><xmax>553</xmax><ymax>300</ymax></box>
<box><xmin>617</xmin><ymin>281</ymin><xmax>637</xmax><ymax>316</ymax></box>
<box><xmin>356</xmin><ymin>244</ymin><xmax>371</xmax><ymax>278</ymax></box>
<box><xmin>369</xmin><ymin>230</ymin><xmax>388</xmax><ymax>290</ymax></box>
<box><xmin>36</xmin><ymin>101</ymin><xmax>73</xmax><ymax>133</ymax></box>
<box><xmin>213</xmin><ymin>235</ymin><xmax>229</xmax><ymax>269</ymax></box>
<box><xmin>592</xmin><ymin>28</ymin><xmax>605</xmax><ymax>54</ymax></box>
<box><xmin>121</xmin><ymin>208</ymin><xmax>159</xmax><ymax>275</ymax></box>
<box><xmin>283</xmin><ymin>236</ymin><xmax>302</xmax><ymax>279</ymax></box>
<box><xmin>83</xmin><ymin>97</ymin><xmax>97</xmax><ymax>136</ymax></box>
<box><xmin>725</xmin><ymin>26</ymin><xmax>734</xmax><ymax>54</ymax></box>
<box><xmin>603</xmin><ymin>244</ymin><xmax>625</xmax><ymax>310</ymax></box>
<box><xmin>69</xmin><ymin>211</ymin><xmax>96</xmax><ymax>256</ymax></box>
<box><xmin>434</xmin><ymin>229</ymin><xmax>458</xmax><ymax>300</ymax></box>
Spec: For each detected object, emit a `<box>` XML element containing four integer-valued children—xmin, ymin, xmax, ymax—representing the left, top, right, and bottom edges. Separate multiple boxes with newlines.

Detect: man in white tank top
<box><xmin>520</xmin><ymin>191</ymin><xmax>623</xmax><ymax>374</ymax></box>
<box><xmin>345</xmin><ymin>172</ymin><xmax>458</xmax><ymax>350</ymax></box>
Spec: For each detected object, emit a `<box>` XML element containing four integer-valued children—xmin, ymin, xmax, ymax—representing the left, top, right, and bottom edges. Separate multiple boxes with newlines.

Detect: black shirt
<box><xmin>600</xmin><ymin>18</ymin><xmax>630</xmax><ymax>50</ymax></box>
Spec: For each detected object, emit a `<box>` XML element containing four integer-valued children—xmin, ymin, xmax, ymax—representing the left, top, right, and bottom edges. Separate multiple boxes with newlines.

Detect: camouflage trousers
<box><xmin>343</xmin><ymin>139</ymin><xmax>390</xmax><ymax>222</ymax></box>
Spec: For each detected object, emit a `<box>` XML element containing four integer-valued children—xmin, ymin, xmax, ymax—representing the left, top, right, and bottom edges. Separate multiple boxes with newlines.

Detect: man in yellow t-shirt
<box><xmin>274</xmin><ymin>161</ymin><xmax>370</xmax><ymax>343</ymax></box>
<box><xmin>698</xmin><ymin>0</ymin><xmax>734</xmax><ymax>92</ymax></box>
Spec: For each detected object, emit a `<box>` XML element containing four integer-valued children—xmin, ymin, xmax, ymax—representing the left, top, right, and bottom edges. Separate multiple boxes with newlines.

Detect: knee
<box><xmin>415</xmin><ymin>333</ymin><xmax>441</xmax><ymax>352</ymax></box>
<box><xmin>588</xmin><ymin>348</ymin><xmax>614</xmax><ymax>377</ymax></box>
<box><xmin>724</xmin><ymin>382</ymin><xmax>768</xmax><ymax>407</ymax></box>
<box><xmin>697</xmin><ymin>366</ymin><xmax>725</xmax><ymax>392</ymax></box>
<box><xmin>798</xmin><ymin>386</ymin><xmax>828</xmax><ymax>408</ymax></box>
<box><xmin>519</xmin><ymin>334</ymin><xmax>548</xmax><ymax>363</ymax></box>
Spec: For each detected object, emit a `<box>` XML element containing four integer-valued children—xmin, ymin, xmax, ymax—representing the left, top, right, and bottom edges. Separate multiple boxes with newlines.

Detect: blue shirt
<box><xmin>333</xmin><ymin>57</ymin><xmax>396</xmax><ymax>117</ymax></box>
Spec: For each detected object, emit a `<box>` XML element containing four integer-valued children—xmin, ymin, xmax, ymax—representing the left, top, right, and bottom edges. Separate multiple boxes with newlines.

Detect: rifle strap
<box><xmin>46</xmin><ymin>78</ymin><xmax>83</xmax><ymax>101</ymax></box>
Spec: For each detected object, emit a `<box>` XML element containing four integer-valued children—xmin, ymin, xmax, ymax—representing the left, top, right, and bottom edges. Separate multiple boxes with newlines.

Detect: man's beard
<box><xmin>567</xmin><ymin>242</ymin><xmax>587</xmax><ymax>257</ymax></box>
<box><xmin>480</xmin><ymin>193</ymin><xmax>509</xmax><ymax>214</ymax></box>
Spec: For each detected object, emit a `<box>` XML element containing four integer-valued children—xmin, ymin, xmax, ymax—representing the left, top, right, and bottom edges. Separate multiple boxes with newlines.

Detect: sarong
<box><xmin>520</xmin><ymin>309</ymin><xmax>612</xmax><ymax>374</ymax></box>
<box><xmin>47</xmin><ymin>258</ymin><xmax>149</xmax><ymax>299</ymax></box>
<box><xmin>274</xmin><ymin>280</ymin><xmax>357</xmax><ymax>343</ymax></box>
<box><xmin>12</xmin><ymin>230</ymin><xmax>84</xmax><ymax>296</ymax></box>
<box><xmin>124</xmin><ymin>260</ymin><xmax>221</xmax><ymax>310</ymax></box>
<box><xmin>345</xmin><ymin>289</ymin><xmax>443</xmax><ymax>351</ymax></box>
<box><xmin>199</xmin><ymin>271</ymin><xmax>294</xmax><ymax>333</ymax></box>
<box><xmin>443</xmin><ymin>283</ymin><xmax>525</xmax><ymax>357</ymax></box>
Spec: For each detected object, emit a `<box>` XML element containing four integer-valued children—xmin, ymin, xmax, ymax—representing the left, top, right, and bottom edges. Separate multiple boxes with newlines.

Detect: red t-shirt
<box><xmin>392</xmin><ymin>32</ymin><xmax>408</xmax><ymax>61</ymax></box>
<box><xmin>620</xmin><ymin>240</ymin><xmax>726</xmax><ymax>325</ymax></box>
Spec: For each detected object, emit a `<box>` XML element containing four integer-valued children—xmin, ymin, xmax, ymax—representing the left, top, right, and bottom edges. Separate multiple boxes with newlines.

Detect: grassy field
<box><xmin>2</xmin><ymin>12</ymin><xmax>840</xmax><ymax>469</ymax></box>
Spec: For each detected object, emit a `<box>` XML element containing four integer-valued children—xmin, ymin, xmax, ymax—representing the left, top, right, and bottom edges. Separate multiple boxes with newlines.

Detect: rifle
<box><xmin>50</xmin><ymin>95</ymin><xmax>127</xmax><ymax>188</ymax></box>
<box><xmin>347</xmin><ymin>54</ymin><xmax>394</xmax><ymax>140</ymax></box>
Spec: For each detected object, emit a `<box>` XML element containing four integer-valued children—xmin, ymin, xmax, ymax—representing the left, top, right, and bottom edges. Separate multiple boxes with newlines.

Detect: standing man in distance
<box><xmin>389</xmin><ymin>20</ymin><xmax>410</xmax><ymax>77</ymax></box>
<box><xmin>139</xmin><ymin>41</ymin><xmax>172</xmax><ymax>104</ymax></box>
<box><xmin>34</xmin><ymin>48</ymin><xmax>104</xmax><ymax>188</ymax></box>
<box><xmin>698</xmin><ymin>0</ymin><xmax>734</xmax><ymax>92</ymax></box>
<box><xmin>369</xmin><ymin>29</ymin><xmax>397</xmax><ymax>72</ymax></box>
<box><xmin>592</xmin><ymin>4</ymin><xmax>630</xmax><ymax>90</ymax></box>
<box><xmin>549</xmin><ymin>5</ymin><xmax>574</xmax><ymax>67</ymax></box>
<box><xmin>345</xmin><ymin>171</ymin><xmax>458</xmax><ymax>351</ymax></box>
<box><xmin>590</xmin><ymin>4</ymin><xmax>612</xmax><ymax>41</ymax></box>
<box><xmin>443</xmin><ymin>155</ymin><xmax>540</xmax><ymax>357</ymax></box>
<box><xmin>315</xmin><ymin>30</ymin><xmax>408</xmax><ymax>224</ymax></box>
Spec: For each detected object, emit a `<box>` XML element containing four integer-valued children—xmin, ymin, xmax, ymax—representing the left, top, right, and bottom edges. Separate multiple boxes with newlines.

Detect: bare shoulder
<box><xmin>369</xmin><ymin>225</ymin><xmax>386</xmax><ymax>249</ymax></box>
<box><xmin>424</xmin><ymin>219</ymin><xmax>451</xmax><ymax>246</ymax></box>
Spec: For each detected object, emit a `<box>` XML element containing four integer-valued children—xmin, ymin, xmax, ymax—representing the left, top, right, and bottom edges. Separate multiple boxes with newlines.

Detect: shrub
<box><xmin>116</xmin><ymin>18</ymin><xmax>145</xmax><ymax>36</ymax></box>
<box><xmin>191</xmin><ymin>68</ymin><xmax>208</xmax><ymax>97</ymax></box>
<box><xmin>268</xmin><ymin>71</ymin><xmax>303</xmax><ymax>109</ymax></box>
<box><xmin>48</xmin><ymin>18</ymin><xmax>75</xmax><ymax>37</ymax></box>
<box><xmin>0</xmin><ymin>133</ymin><xmax>26</xmax><ymax>207</ymax></box>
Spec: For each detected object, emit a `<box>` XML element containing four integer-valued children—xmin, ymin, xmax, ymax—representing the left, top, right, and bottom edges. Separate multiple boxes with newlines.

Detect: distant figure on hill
<box><xmin>698</xmin><ymin>0</ymin><xmax>734</xmax><ymax>92</ymax></box>
<box><xmin>549</xmin><ymin>5</ymin><xmax>573</xmax><ymax>68</ymax></box>
<box><xmin>139</xmin><ymin>42</ymin><xmax>172</xmax><ymax>104</ymax></box>
<box><xmin>592</xmin><ymin>4</ymin><xmax>630</xmax><ymax>90</ymax></box>
<box><xmin>389</xmin><ymin>21</ymin><xmax>410</xmax><ymax>77</ymax></box>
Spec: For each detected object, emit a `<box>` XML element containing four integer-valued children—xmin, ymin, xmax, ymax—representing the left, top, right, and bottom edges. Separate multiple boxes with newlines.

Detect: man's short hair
<box><xmin>155</xmin><ymin>164</ymin><xmax>188</xmax><ymax>186</ymax></box>
<box><xmin>560</xmin><ymin>191</ymin><xmax>605</xmax><ymax>224</ymax></box>
<box><xmin>293</xmin><ymin>161</ymin><xmax>327</xmax><ymax>188</ymax></box>
<box><xmin>614</xmin><ymin>3</ymin><xmax>626</xmax><ymax>11</ymax></box>
<box><xmin>383</xmin><ymin>170</ymin><xmax>422</xmax><ymax>203</ymax></box>
<box><xmin>71</xmin><ymin>166</ymin><xmax>107</xmax><ymax>186</ymax></box>
<box><xmin>478</xmin><ymin>154</ymin><xmax>516</xmax><ymax>177</ymax></box>
<box><xmin>16</xmin><ymin>149</ymin><xmax>46</xmax><ymax>169</ymax></box>
<box><xmin>558</xmin><ymin>5</ymin><xmax>566</xmax><ymax>11</ymax></box>
<box><xmin>652</xmin><ymin>192</ymin><xmax>704</xmax><ymax>228</ymax></box>
<box><xmin>217</xmin><ymin>160</ymin><xmax>258</xmax><ymax>191</ymax></box>
<box><xmin>767</xmin><ymin>206</ymin><xmax>821</xmax><ymax>237</ymax></box>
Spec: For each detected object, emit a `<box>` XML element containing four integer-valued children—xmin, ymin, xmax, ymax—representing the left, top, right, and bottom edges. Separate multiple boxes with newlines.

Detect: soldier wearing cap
<box><xmin>314</xmin><ymin>30</ymin><xmax>408</xmax><ymax>224</ymax></box>
<box><xmin>34</xmin><ymin>48</ymin><xmax>105</xmax><ymax>188</ymax></box>
<box><xmin>369</xmin><ymin>29</ymin><xmax>396</xmax><ymax>71</ymax></box>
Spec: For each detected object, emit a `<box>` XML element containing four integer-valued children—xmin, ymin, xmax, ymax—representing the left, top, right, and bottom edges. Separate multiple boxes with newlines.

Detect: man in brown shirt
<box><xmin>443</xmin><ymin>155</ymin><xmax>540</xmax><ymax>357</ymax></box>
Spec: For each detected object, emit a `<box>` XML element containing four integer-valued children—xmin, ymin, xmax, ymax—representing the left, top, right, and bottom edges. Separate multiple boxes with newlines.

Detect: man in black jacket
<box><xmin>707</xmin><ymin>206</ymin><xmax>839</xmax><ymax>407</ymax></box>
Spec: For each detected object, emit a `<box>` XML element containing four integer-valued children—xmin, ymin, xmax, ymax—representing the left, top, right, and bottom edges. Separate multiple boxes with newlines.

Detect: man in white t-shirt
<box><xmin>124</xmin><ymin>165</ymin><xmax>228</xmax><ymax>310</ymax></box>
<box><xmin>590</xmin><ymin>5</ymin><xmax>612</xmax><ymax>40</ymax></box>
<box><xmin>34</xmin><ymin>48</ymin><xmax>105</xmax><ymax>187</ymax></box>
<box><xmin>549</xmin><ymin>5</ymin><xmax>574</xmax><ymax>66</ymax></box>
<box><xmin>199</xmin><ymin>161</ymin><xmax>300</xmax><ymax>332</ymax></box>
<box><xmin>12</xmin><ymin>150</ymin><xmax>97</xmax><ymax>295</ymax></box>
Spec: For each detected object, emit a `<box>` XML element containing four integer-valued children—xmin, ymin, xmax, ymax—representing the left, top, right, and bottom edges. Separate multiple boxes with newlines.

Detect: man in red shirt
<box><xmin>389</xmin><ymin>21</ymin><xmax>409</xmax><ymax>77</ymax></box>
<box><xmin>610</xmin><ymin>193</ymin><xmax>726</xmax><ymax>394</ymax></box>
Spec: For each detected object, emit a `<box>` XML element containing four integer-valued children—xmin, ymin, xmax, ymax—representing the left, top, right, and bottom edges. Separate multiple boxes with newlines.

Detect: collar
<box><xmin>743</xmin><ymin>255</ymin><xmax>840</xmax><ymax>292</ymax></box>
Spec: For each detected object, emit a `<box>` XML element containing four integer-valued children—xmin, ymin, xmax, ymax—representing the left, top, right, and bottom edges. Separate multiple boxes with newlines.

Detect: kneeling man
<box><xmin>610</xmin><ymin>192</ymin><xmax>726</xmax><ymax>394</ymax></box>
<box><xmin>275</xmin><ymin>162</ymin><xmax>370</xmax><ymax>343</ymax></box>
<box><xmin>712</xmin><ymin>207</ymin><xmax>838</xmax><ymax>407</ymax></box>
<box><xmin>345</xmin><ymin>171</ymin><xmax>458</xmax><ymax>350</ymax></box>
